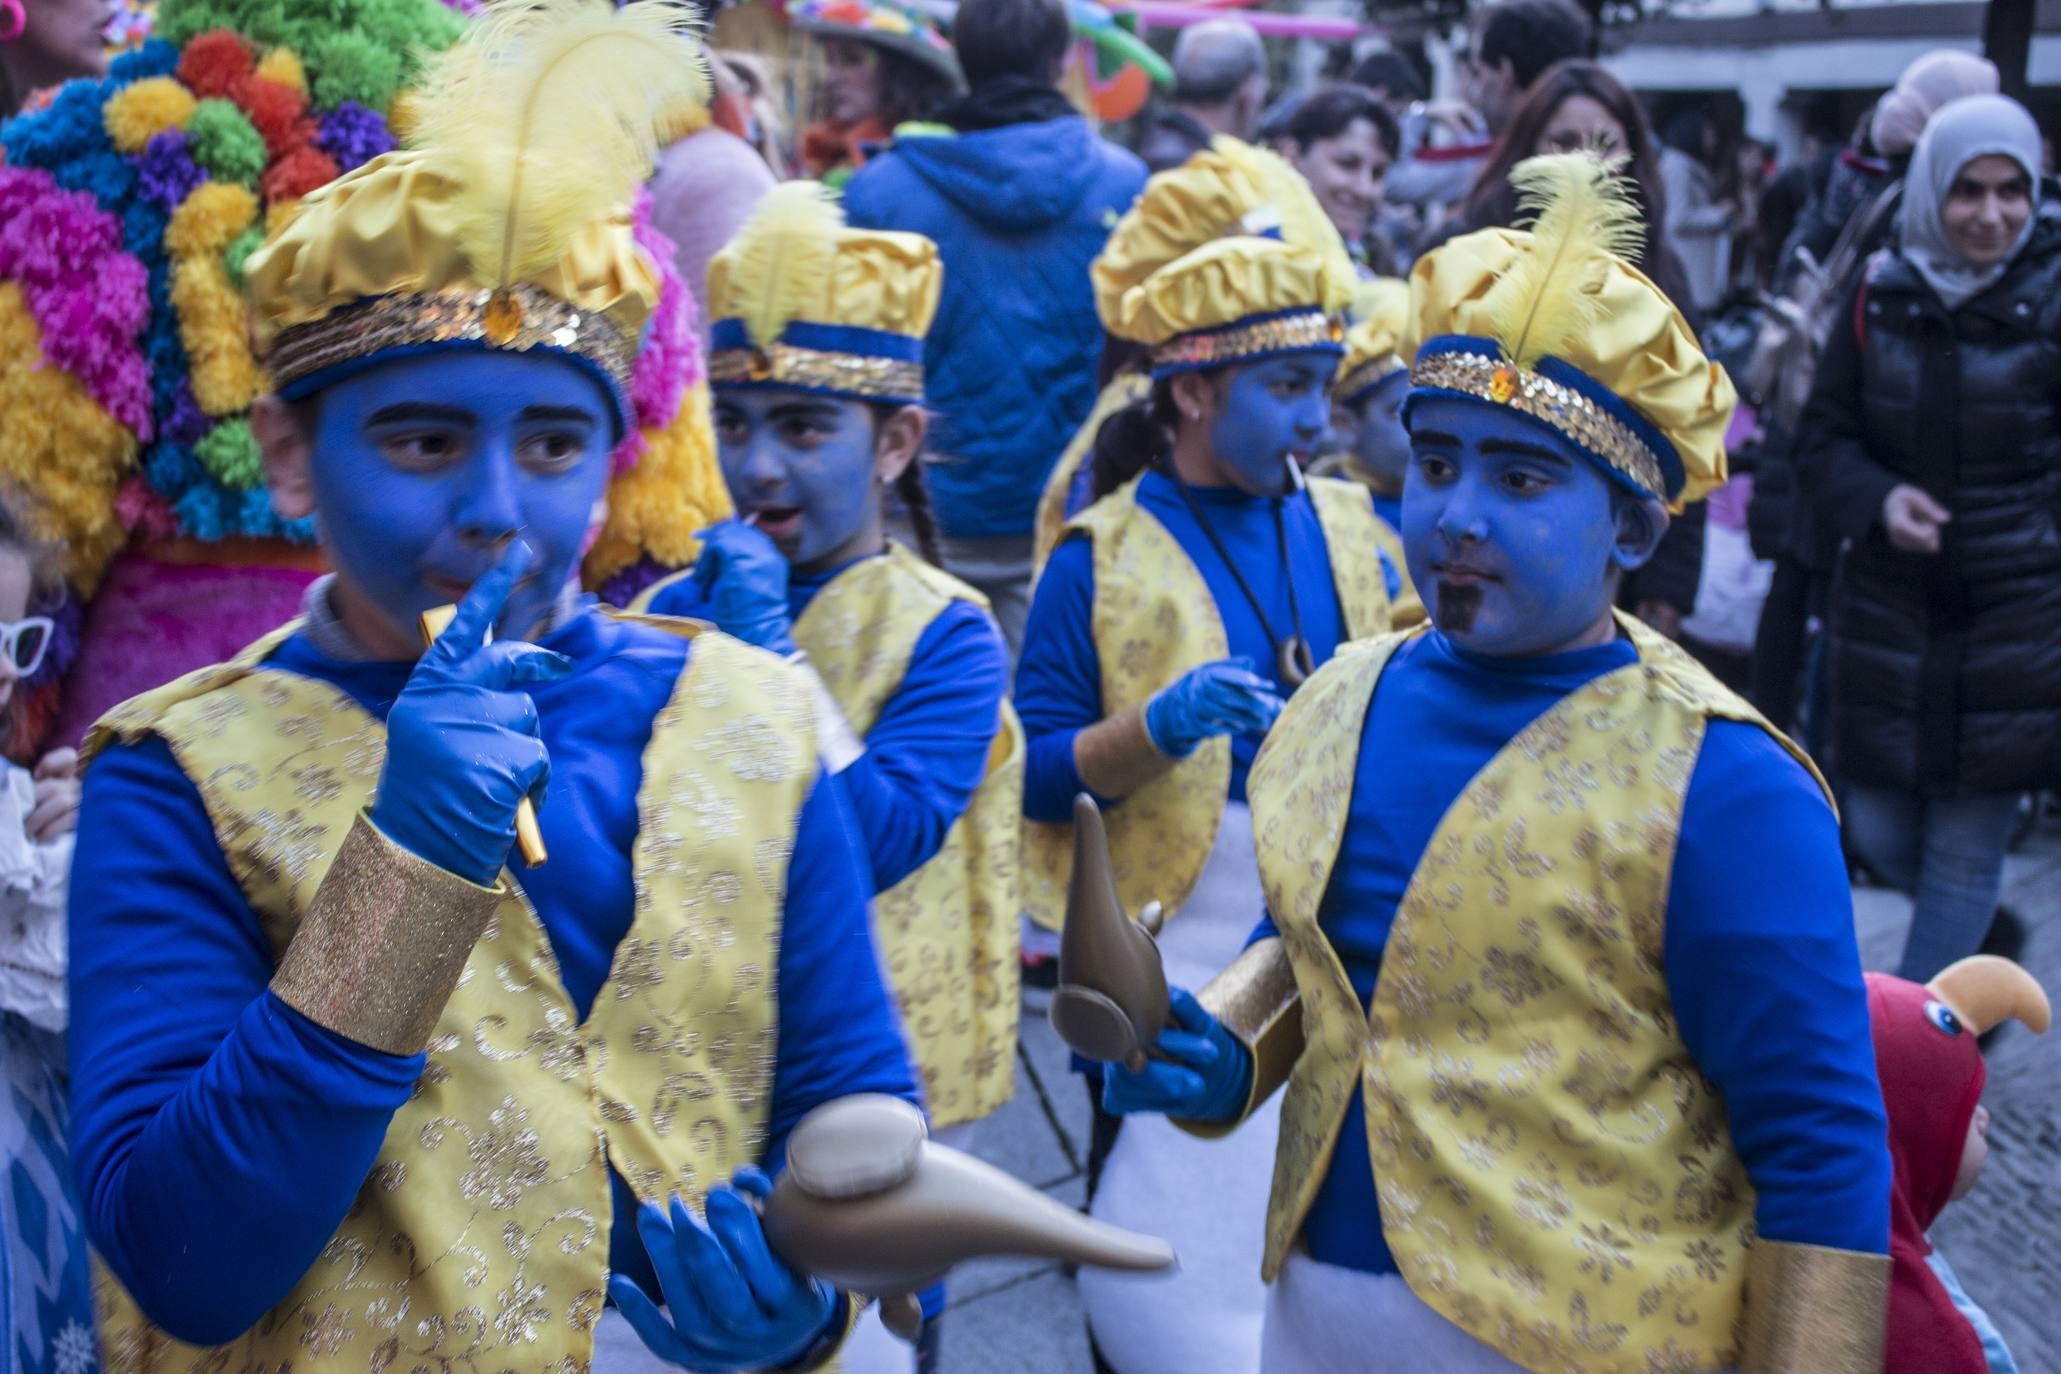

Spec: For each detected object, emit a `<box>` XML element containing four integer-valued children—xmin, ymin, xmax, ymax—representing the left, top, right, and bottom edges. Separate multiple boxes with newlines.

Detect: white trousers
<box><xmin>1078</xmin><ymin>804</ymin><xmax>1275</xmax><ymax>1374</ymax></box>
<box><xmin>1259</xmin><ymin>1249</ymin><xmax>1737</xmax><ymax>1374</ymax></box>
<box><xmin>1258</xmin><ymin>1251</ymin><xmax>1529</xmax><ymax>1374</ymax></box>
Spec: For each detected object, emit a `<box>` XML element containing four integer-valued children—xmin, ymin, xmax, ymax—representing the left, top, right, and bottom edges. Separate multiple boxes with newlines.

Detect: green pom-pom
<box><xmin>196</xmin><ymin>419</ymin><xmax>264</xmax><ymax>490</ymax></box>
<box><xmin>186</xmin><ymin>99</ymin><xmax>267</xmax><ymax>185</ymax></box>
<box><xmin>307</xmin><ymin>31</ymin><xmax>404</xmax><ymax>112</ymax></box>
<box><xmin>160</xmin><ymin>0</ymin><xmax>465</xmax><ymax>109</ymax></box>
<box><xmin>223</xmin><ymin>224</ymin><xmax>267</xmax><ymax>287</ymax></box>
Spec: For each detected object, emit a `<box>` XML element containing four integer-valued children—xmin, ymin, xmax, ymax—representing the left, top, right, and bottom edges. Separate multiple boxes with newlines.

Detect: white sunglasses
<box><xmin>0</xmin><ymin>617</ymin><xmax>53</xmax><ymax>678</ymax></box>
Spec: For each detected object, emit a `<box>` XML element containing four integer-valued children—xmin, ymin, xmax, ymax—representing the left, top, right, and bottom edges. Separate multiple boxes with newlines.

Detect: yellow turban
<box><xmin>1401</xmin><ymin>152</ymin><xmax>1734</xmax><ymax>504</ymax></box>
<box><xmin>1092</xmin><ymin>137</ymin><xmax>1356</xmax><ymax>376</ymax></box>
<box><xmin>1337</xmin><ymin>277</ymin><xmax>1410</xmax><ymax>406</ymax></box>
<box><xmin>704</xmin><ymin>182</ymin><xmax>942</xmax><ymax>404</ymax></box>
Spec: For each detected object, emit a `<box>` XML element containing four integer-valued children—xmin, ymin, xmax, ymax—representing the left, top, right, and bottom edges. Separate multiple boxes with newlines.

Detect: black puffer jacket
<box><xmin>1798</xmin><ymin>207</ymin><xmax>2061</xmax><ymax>796</ymax></box>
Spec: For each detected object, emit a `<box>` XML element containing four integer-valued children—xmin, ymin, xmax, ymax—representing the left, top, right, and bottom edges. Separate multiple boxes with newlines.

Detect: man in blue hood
<box><xmin>842</xmin><ymin>0</ymin><xmax>1147</xmax><ymax>656</ymax></box>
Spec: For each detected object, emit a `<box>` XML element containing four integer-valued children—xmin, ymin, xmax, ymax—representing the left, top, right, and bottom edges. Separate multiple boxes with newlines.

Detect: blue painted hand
<box><xmin>1144</xmin><ymin>656</ymin><xmax>1285</xmax><ymax>758</ymax></box>
<box><xmin>688</xmin><ymin>519</ymin><xmax>797</xmax><ymax>654</ymax></box>
<box><xmin>1101</xmin><ymin>987</ymin><xmax>1253</xmax><ymax>1122</ymax></box>
<box><xmin>367</xmin><ymin>540</ymin><xmax>571</xmax><ymax>885</ymax></box>
<box><xmin>608</xmin><ymin>1167</ymin><xmax>841</xmax><ymax>1373</ymax></box>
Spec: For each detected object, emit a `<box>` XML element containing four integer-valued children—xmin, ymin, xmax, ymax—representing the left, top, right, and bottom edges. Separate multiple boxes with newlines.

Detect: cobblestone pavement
<box><xmin>937</xmin><ymin>811</ymin><xmax>2061</xmax><ymax>1373</ymax></box>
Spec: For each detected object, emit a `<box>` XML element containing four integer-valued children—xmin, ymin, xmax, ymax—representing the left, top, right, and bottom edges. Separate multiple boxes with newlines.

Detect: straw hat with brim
<box><xmin>791</xmin><ymin>0</ymin><xmax>965</xmax><ymax>89</ymax></box>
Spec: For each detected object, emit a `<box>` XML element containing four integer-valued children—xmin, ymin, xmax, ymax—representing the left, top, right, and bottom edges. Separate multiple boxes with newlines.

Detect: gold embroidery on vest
<box><xmin>1023</xmin><ymin>476</ymin><xmax>1396</xmax><ymax>931</ymax></box>
<box><xmin>794</xmin><ymin>544</ymin><xmax>1024</xmax><ymax>1127</ymax></box>
<box><xmin>1248</xmin><ymin>615</ymin><xmax>1829</xmax><ymax>1373</ymax></box>
<box><xmin>88</xmin><ymin>622</ymin><xmax>809</xmax><ymax>1373</ymax></box>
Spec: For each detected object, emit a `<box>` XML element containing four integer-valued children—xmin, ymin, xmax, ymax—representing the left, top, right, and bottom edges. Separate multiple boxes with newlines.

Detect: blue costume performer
<box><xmin>1320</xmin><ymin>278</ymin><xmax>1413</xmax><ymax>532</ymax></box>
<box><xmin>67</xmin><ymin>8</ymin><xmax>917</xmax><ymax>1371</ymax></box>
<box><xmin>1089</xmin><ymin>154</ymin><xmax>1895</xmax><ymax>1373</ymax></box>
<box><xmin>1014</xmin><ymin>140</ymin><xmax>1414</xmax><ymax>1374</ymax></box>
<box><xmin>639</xmin><ymin>184</ymin><xmax>1019</xmax><ymax>1371</ymax></box>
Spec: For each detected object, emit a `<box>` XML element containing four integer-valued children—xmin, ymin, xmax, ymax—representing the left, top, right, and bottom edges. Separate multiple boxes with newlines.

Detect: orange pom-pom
<box><xmin>241</xmin><ymin>79</ymin><xmax>308</xmax><ymax>158</ymax></box>
<box><xmin>178</xmin><ymin>31</ymin><xmax>256</xmax><ymax>102</ymax></box>
<box><xmin>260</xmin><ymin>145</ymin><xmax>339</xmax><ymax>203</ymax></box>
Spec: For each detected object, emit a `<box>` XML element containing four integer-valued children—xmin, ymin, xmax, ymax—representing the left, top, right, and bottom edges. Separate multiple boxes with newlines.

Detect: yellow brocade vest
<box><xmin>84</xmin><ymin>618</ymin><xmax>811</xmax><ymax>1374</ymax></box>
<box><xmin>1023</xmin><ymin>474</ymin><xmax>1403</xmax><ymax>931</ymax></box>
<box><xmin>793</xmin><ymin>544</ymin><xmax>1024</xmax><ymax>1127</ymax></box>
<box><xmin>1246</xmin><ymin>614</ymin><xmax>1832</xmax><ymax>1374</ymax></box>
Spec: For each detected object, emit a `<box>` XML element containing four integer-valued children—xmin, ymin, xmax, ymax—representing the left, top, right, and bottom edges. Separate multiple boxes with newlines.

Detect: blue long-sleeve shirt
<box><xmin>660</xmin><ymin>553</ymin><xmax>1009</xmax><ymax>893</ymax></box>
<box><xmin>1251</xmin><ymin>630</ymin><xmax>1891</xmax><ymax>1271</ymax></box>
<box><xmin>68</xmin><ymin>607</ymin><xmax>919</xmax><ymax>1345</ymax></box>
<box><xmin>1016</xmin><ymin>472</ymin><xmax>1354</xmax><ymax>823</ymax></box>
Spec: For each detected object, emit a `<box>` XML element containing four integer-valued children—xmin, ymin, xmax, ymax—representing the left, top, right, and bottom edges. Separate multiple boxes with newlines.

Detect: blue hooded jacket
<box><xmin>843</xmin><ymin>116</ymin><xmax>1147</xmax><ymax>539</ymax></box>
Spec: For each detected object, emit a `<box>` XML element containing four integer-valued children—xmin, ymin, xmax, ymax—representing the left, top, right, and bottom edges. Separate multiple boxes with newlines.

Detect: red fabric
<box><xmin>799</xmin><ymin>115</ymin><xmax>891</xmax><ymax>178</ymax></box>
<box><xmin>1865</xmin><ymin>972</ymin><xmax>1988</xmax><ymax>1374</ymax></box>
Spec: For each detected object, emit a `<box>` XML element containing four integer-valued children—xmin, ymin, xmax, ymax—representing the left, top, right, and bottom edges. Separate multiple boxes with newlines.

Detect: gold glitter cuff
<box><xmin>270</xmin><ymin>813</ymin><xmax>504</xmax><ymax>1057</ymax></box>
<box><xmin>1338</xmin><ymin>353</ymin><xmax>1404</xmax><ymax>404</ymax></box>
<box><xmin>1151</xmin><ymin>310</ymin><xmax>1341</xmax><ymax>375</ymax></box>
<box><xmin>266</xmin><ymin>285</ymin><xmax>636</xmax><ymax>402</ymax></box>
<box><xmin>708</xmin><ymin>342</ymin><xmax>925</xmax><ymax>402</ymax></box>
<box><xmin>1740</xmin><ymin>1240</ymin><xmax>1889</xmax><ymax>1374</ymax></box>
<box><xmin>1410</xmin><ymin>349</ymin><xmax>1668</xmax><ymax>497</ymax></box>
<box><xmin>1178</xmin><ymin>938</ymin><xmax>1303</xmax><ymax>1139</ymax></box>
<box><xmin>1073</xmin><ymin>703</ymin><xmax>1176</xmax><ymax>799</ymax></box>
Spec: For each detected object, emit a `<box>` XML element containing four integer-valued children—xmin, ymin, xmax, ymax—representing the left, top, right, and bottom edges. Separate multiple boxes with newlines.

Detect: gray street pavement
<box><xmin>938</xmin><ymin>811</ymin><xmax>2061</xmax><ymax>1372</ymax></box>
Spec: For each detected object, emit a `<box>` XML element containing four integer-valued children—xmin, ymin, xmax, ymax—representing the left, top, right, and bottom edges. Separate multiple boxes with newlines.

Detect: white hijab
<box><xmin>1898</xmin><ymin>93</ymin><xmax>2043</xmax><ymax>308</ymax></box>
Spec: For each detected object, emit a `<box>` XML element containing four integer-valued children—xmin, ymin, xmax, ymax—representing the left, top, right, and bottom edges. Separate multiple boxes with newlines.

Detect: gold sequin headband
<box><xmin>267</xmin><ymin>284</ymin><xmax>637</xmax><ymax>411</ymax></box>
<box><xmin>1409</xmin><ymin>345</ymin><xmax>1673</xmax><ymax>498</ymax></box>
<box><xmin>1338</xmin><ymin>353</ymin><xmax>1405</xmax><ymax>406</ymax></box>
<box><xmin>1150</xmin><ymin>309</ymin><xmax>1343</xmax><ymax>379</ymax></box>
<box><xmin>706</xmin><ymin>318</ymin><xmax>926</xmax><ymax>404</ymax></box>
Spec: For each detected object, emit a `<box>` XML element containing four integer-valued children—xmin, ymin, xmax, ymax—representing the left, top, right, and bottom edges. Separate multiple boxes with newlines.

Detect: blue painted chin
<box><xmin>304</xmin><ymin>350</ymin><xmax>618</xmax><ymax>647</ymax></box>
<box><xmin>1400</xmin><ymin>394</ymin><xmax>1649</xmax><ymax>658</ymax></box>
<box><xmin>714</xmin><ymin>387</ymin><xmax>882</xmax><ymax>571</ymax></box>
<box><xmin>1205</xmin><ymin>350</ymin><xmax>1336</xmax><ymax>496</ymax></box>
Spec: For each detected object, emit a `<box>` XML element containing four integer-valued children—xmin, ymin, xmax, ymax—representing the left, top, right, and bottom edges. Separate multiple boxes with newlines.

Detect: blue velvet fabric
<box><xmin>1250</xmin><ymin>630</ymin><xmax>1892</xmax><ymax>1272</ymax></box>
<box><xmin>1016</xmin><ymin>471</ymin><xmax>1350</xmax><ymax>823</ymax></box>
<box><xmin>661</xmin><ymin>552</ymin><xmax>1011</xmax><ymax>893</ymax></box>
<box><xmin>68</xmin><ymin>607</ymin><xmax>918</xmax><ymax>1344</ymax></box>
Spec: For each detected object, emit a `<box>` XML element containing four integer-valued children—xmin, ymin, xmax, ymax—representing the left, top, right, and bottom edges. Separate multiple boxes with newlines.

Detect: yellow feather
<box><xmin>408</xmin><ymin>0</ymin><xmax>708</xmax><ymax>290</ymax></box>
<box><xmin>1479</xmin><ymin>152</ymin><xmax>1644</xmax><ymax>371</ymax></box>
<box><xmin>721</xmin><ymin>181</ymin><xmax>844</xmax><ymax>349</ymax></box>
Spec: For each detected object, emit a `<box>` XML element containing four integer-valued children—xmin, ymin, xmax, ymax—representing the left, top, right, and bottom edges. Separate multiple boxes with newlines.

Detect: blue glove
<box><xmin>1101</xmin><ymin>987</ymin><xmax>1253</xmax><ymax>1122</ymax></box>
<box><xmin>1144</xmin><ymin>656</ymin><xmax>1285</xmax><ymax>758</ymax></box>
<box><xmin>684</xmin><ymin>519</ymin><xmax>795</xmax><ymax>655</ymax></box>
<box><xmin>608</xmin><ymin>1167</ymin><xmax>841</xmax><ymax>1373</ymax></box>
<box><xmin>368</xmin><ymin>541</ymin><xmax>571</xmax><ymax>885</ymax></box>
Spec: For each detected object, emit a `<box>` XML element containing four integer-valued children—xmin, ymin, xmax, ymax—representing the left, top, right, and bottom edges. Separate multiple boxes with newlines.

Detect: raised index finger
<box><xmin>426</xmin><ymin>540</ymin><xmax>534</xmax><ymax>665</ymax></box>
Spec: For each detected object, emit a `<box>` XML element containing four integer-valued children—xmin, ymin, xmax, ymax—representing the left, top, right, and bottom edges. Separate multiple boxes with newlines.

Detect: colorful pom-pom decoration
<box><xmin>184</xmin><ymin>99</ymin><xmax>267</xmax><ymax>184</ymax></box>
<box><xmin>102</xmin><ymin>77</ymin><xmax>197</xmax><ymax>154</ymax></box>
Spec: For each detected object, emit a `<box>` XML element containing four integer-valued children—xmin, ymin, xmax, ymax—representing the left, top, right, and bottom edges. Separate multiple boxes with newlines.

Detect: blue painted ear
<box><xmin>1608</xmin><ymin>495</ymin><xmax>1671</xmax><ymax>573</ymax></box>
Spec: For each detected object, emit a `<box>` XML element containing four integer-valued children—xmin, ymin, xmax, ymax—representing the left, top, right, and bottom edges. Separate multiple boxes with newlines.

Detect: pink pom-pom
<box><xmin>116</xmin><ymin>475</ymin><xmax>180</xmax><ymax>540</ymax></box>
<box><xmin>612</xmin><ymin>186</ymin><xmax>704</xmax><ymax>476</ymax></box>
<box><xmin>0</xmin><ymin>167</ymin><xmax>155</xmax><ymax>440</ymax></box>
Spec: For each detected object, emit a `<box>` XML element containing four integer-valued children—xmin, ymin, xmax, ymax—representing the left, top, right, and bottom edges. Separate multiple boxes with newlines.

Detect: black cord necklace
<box><xmin>1158</xmin><ymin>460</ymin><xmax>1314</xmax><ymax>688</ymax></box>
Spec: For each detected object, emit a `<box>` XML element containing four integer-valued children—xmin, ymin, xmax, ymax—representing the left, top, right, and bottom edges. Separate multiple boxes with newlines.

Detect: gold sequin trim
<box><xmin>1741</xmin><ymin>1240</ymin><xmax>1890</xmax><ymax>1374</ymax></box>
<box><xmin>266</xmin><ymin>285</ymin><xmax>636</xmax><ymax>399</ymax></box>
<box><xmin>708</xmin><ymin>342</ymin><xmax>925</xmax><ymax>402</ymax></box>
<box><xmin>270</xmin><ymin>812</ymin><xmax>504</xmax><ymax>1056</ymax></box>
<box><xmin>1150</xmin><ymin>310</ymin><xmax>1341</xmax><ymax>374</ymax></box>
<box><xmin>1338</xmin><ymin>352</ymin><xmax>1404</xmax><ymax>403</ymax></box>
<box><xmin>1411</xmin><ymin>348</ymin><xmax>1668</xmax><ymax>497</ymax></box>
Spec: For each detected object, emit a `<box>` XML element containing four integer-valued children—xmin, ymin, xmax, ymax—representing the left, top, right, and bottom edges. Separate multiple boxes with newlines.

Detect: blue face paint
<box><xmin>1205</xmin><ymin>350</ymin><xmax>1335</xmax><ymax>496</ymax></box>
<box><xmin>1401</xmin><ymin>394</ymin><xmax>1651</xmax><ymax>657</ymax></box>
<box><xmin>714</xmin><ymin>388</ymin><xmax>881</xmax><ymax>570</ymax></box>
<box><xmin>306</xmin><ymin>350</ymin><xmax>616</xmax><ymax>644</ymax></box>
<box><xmin>1350</xmin><ymin>371</ymin><xmax>1411</xmax><ymax>488</ymax></box>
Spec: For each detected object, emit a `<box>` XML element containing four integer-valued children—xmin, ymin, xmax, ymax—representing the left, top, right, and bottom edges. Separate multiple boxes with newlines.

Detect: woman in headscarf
<box><xmin>1799</xmin><ymin>93</ymin><xmax>2061</xmax><ymax>982</ymax></box>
